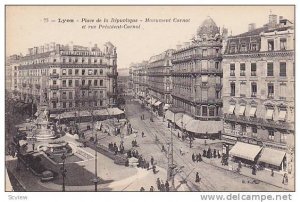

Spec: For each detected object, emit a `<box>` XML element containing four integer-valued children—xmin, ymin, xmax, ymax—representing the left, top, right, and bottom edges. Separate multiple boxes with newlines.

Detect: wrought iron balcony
<box><xmin>50</xmin><ymin>97</ymin><xmax>58</xmax><ymax>102</ymax></box>
<box><xmin>50</xmin><ymin>73</ymin><xmax>59</xmax><ymax>79</ymax></box>
<box><xmin>50</xmin><ymin>85</ymin><xmax>59</xmax><ymax>90</ymax></box>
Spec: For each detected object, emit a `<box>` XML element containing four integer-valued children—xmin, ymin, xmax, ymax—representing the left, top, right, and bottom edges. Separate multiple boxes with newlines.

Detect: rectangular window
<box><xmin>209</xmin><ymin>108</ymin><xmax>214</xmax><ymax>116</ymax></box>
<box><xmin>202</xmin><ymin>106</ymin><xmax>208</xmax><ymax>116</ymax></box>
<box><xmin>267</xmin><ymin>63</ymin><xmax>274</xmax><ymax>76</ymax></box>
<box><xmin>230</xmin><ymin>64</ymin><xmax>235</xmax><ymax>76</ymax></box>
<box><xmin>100</xmin><ymin>80</ymin><xmax>103</xmax><ymax>86</ymax></box>
<box><xmin>62</xmin><ymin>80</ymin><xmax>66</xmax><ymax>87</ymax></box>
<box><xmin>230</xmin><ymin>83</ymin><xmax>235</xmax><ymax>96</ymax></box>
<box><xmin>69</xmin><ymin>92</ymin><xmax>73</xmax><ymax>99</ymax></box>
<box><xmin>62</xmin><ymin>69</ymin><xmax>66</xmax><ymax>76</ymax></box>
<box><xmin>82</xmin><ymin>80</ymin><xmax>86</xmax><ymax>85</ymax></box>
<box><xmin>100</xmin><ymin>100</ymin><xmax>103</xmax><ymax>106</ymax></box>
<box><xmin>75</xmin><ymin>69</ymin><xmax>79</xmax><ymax>75</ymax></box>
<box><xmin>94</xmin><ymin>59</ymin><xmax>97</xmax><ymax>63</ymax></box>
<box><xmin>94</xmin><ymin>80</ymin><xmax>98</xmax><ymax>86</ymax></box>
<box><xmin>231</xmin><ymin>123</ymin><xmax>235</xmax><ymax>131</ymax></box>
<box><xmin>251</xmin><ymin>63</ymin><xmax>256</xmax><ymax>76</ymax></box>
<box><xmin>280</xmin><ymin>62</ymin><xmax>286</xmax><ymax>77</ymax></box>
<box><xmin>279</xmin><ymin>83</ymin><xmax>287</xmax><ymax>100</ymax></box>
<box><xmin>280</xmin><ymin>133</ymin><xmax>287</xmax><ymax>143</ymax></box>
<box><xmin>268</xmin><ymin>130</ymin><xmax>275</xmax><ymax>141</ymax></box>
<box><xmin>52</xmin><ymin>102</ymin><xmax>57</xmax><ymax>109</ymax></box>
<box><xmin>268</xmin><ymin>40</ymin><xmax>274</xmax><ymax>51</ymax></box>
<box><xmin>88</xmin><ymin>80</ymin><xmax>92</xmax><ymax>86</ymax></box>
<box><xmin>230</xmin><ymin>45</ymin><xmax>236</xmax><ymax>53</ymax></box>
<box><xmin>240</xmin><ymin>43</ymin><xmax>247</xmax><ymax>52</ymax></box>
<box><xmin>240</xmin><ymin>63</ymin><xmax>246</xmax><ymax>76</ymax></box>
<box><xmin>68</xmin><ymin>69</ymin><xmax>72</xmax><ymax>75</ymax></box>
<box><xmin>240</xmin><ymin>83</ymin><xmax>246</xmax><ymax>97</ymax></box>
<box><xmin>268</xmin><ymin>83</ymin><xmax>274</xmax><ymax>98</ymax></box>
<box><xmin>53</xmin><ymin>69</ymin><xmax>57</xmax><ymax>74</ymax></box>
<box><xmin>88</xmin><ymin>70</ymin><xmax>93</xmax><ymax>75</ymax></box>
<box><xmin>82</xmin><ymin>69</ymin><xmax>85</xmax><ymax>75</ymax></box>
<box><xmin>251</xmin><ymin>43</ymin><xmax>257</xmax><ymax>51</ymax></box>
<box><xmin>252</xmin><ymin>126</ymin><xmax>257</xmax><ymax>137</ymax></box>
<box><xmin>74</xmin><ymin>58</ymin><xmax>78</xmax><ymax>63</ymax></box>
<box><xmin>53</xmin><ymin>80</ymin><xmax>57</xmax><ymax>85</ymax></box>
<box><xmin>63</xmin><ymin>102</ymin><xmax>66</xmax><ymax>108</ymax></box>
<box><xmin>251</xmin><ymin>83</ymin><xmax>257</xmax><ymax>97</ymax></box>
<box><xmin>69</xmin><ymin>102</ymin><xmax>73</xmax><ymax>108</ymax></box>
<box><xmin>202</xmin><ymin>49</ymin><xmax>207</xmax><ymax>57</ymax></box>
<box><xmin>75</xmin><ymin>80</ymin><xmax>79</xmax><ymax>87</ymax></box>
<box><xmin>280</xmin><ymin>38</ymin><xmax>287</xmax><ymax>50</ymax></box>
<box><xmin>215</xmin><ymin>62</ymin><xmax>219</xmax><ymax>69</ymax></box>
<box><xmin>68</xmin><ymin>80</ymin><xmax>72</xmax><ymax>87</ymax></box>
<box><xmin>94</xmin><ymin>69</ymin><xmax>97</xmax><ymax>75</ymax></box>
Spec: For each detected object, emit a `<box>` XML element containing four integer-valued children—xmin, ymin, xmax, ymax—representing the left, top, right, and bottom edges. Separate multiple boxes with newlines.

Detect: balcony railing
<box><xmin>50</xmin><ymin>97</ymin><xmax>58</xmax><ymax>102</ymax></box>
<box><xmin>50</xmin><ymin>85</ymin><xmax>59</xmax><ymax>90</ymax></box>
<box><xmin>50</xmin><ymin>73</ymin><xmax>59</xmax><ymax>79</ymax></box>
<box><xmin>224</xmin><ymin>113</ymin><xmax>293</xmax><ymax>130</ymax></box>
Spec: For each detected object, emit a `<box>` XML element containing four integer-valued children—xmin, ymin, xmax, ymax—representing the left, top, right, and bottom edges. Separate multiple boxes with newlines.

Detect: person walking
<box><xmin>141</xmin><ymin>131</ymin><xmax>144</xmax><ymax>138</ymax></box>
<box><xmin>192</xmin><ymin>153</ymin><xmax>195</xmax><ymax>162</ymax></box>
<box><xmin>165</xmin><ymin>180</ymin><xmax>170</xmax><ymax>192</ymax></box>
<box><xmin>151</xmin><ymin>156</ymin><xmax>154</xmax><ymax>166</ymax></box>
<box><xmin>140</xmin><ymin>187</ymin><xmax>145</xmax><ymax>192</ymax></box>
<box><xmin>150</xmin><ymin>186</ymin><xmax>154</xmax><ymax>192</ymax></box>
<box><xmin>195</xmin><ymin>172</ymin><xmax>201</xmax><ymax>183</ymax></box>
<box><xmin>156</xmin><ymin>178</ymin><xmax>161</xmax><ymax>191</ymax></box>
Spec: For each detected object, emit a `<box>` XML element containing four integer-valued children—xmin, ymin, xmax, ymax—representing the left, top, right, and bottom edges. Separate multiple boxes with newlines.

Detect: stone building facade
<box><xmin>222</xmin><ymin>15</ymin><xmax>294</xmax><ymax>171</ymax></box>
<box><xmin>10</xmin><ymin>42</ymin><xmax>118</xmax><ymax>117</ymax></box>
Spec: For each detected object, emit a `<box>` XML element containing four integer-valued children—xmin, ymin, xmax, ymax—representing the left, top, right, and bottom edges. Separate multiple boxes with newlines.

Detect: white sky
<box><xmin>6</xmin><ymin>6</ymin><xmax>294</xmax><ymax>69</ymax></box>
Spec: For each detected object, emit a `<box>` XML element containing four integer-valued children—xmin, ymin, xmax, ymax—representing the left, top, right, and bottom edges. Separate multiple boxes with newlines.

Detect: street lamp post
<box><xmin>61</xmin><ymin>153</ymin><xmax>67</xmax><ymax>192</ymax></box>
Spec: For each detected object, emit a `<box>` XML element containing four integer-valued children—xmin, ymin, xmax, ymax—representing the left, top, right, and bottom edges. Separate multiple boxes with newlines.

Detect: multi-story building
<box><xmin>11</xmin><ymin>42</ymin><xmax>118</xmax><ymax>119</ymax></box>
<box><xmin>132</xmin><ymin>61</ymin><xmax>148</xmax><ymax>100</ymax></box>
<box><xmin>222</xmin><ymin>14</ymin><xmax>294</xmax><ymax>172</ymax></box>
<box><xmin>5</xmin><ymin>54</ymin><xmax>20</xmax><ymax>97</ymax></box>
<box><xmin>167</xmin><ymin>17</ymin><xmax>225</xmax><ymax>138</ymax></box>
<box><xmin>147</xmin><ymin>49</ymin><xmax>174</xmax><ymax>115</ymax></box>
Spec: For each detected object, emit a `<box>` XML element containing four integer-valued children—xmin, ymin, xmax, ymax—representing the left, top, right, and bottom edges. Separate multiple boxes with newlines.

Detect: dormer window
<box><xmin>230</xmin><ymin>45</ymin><xmax>236</xmax><ymax>53</ymax></box>
<box><xmin>268</xmin><ymin>40</ymin><xmax>274</xmax><ymax>51</ymax></box>
<box><xmin>251</xmin><ymin>43</ymin><xmax>258</xmax><ymax>51</ymax></box>
<box><xmin>240</xmin><ymin>43</ymin><xmax>247</xmax><ymax>52</ymax></box>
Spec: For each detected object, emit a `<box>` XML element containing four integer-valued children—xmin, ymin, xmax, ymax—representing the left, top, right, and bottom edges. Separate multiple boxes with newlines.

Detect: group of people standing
<box><xmin>108</xmin><ymin>142</ymin><xmax>124</xmax><ymax>155</ymax></box>
<box><xmin>203</xmin><ymin>147</ymin><xmax>221</xmax><ymax>159</ymax></box>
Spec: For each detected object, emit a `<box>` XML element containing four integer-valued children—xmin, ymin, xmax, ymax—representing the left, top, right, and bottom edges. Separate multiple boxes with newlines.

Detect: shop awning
<box><xmin>229</xmin><ymin>142</ymin><xmax>262</xmax><ymax>161</ymax></box>
<box><xmin>249</xmin><ymin>107</ymin><xmax>257</xmax><ymax>117</ymax></box>
<box><xmin>182</xmin><ymin>114</ymin><xmax>194</xmax><ymax>128</ymax></box>
<box><xmin>228</xmin><ymin>105</ymin><xmax>235</xmax><ymax>115</ymax></box>
<box><xmin>175</xmin><ymin>113</ymin><xmax>184</xmax><ymax>128</ymax></box>
<box><xmin>185</xmin><ymin>120</ymin><xmax>223</xmax><ymax>134</ymax></box>
<box><xmin>238</xmin><ymin>106</ymin><xmax>246</xmax><ymax>116</ymax></box>
<box><xmin>150</xmin><ymin>99</ymin><xmax>157</xmax><ymax>105</ymax></box>
<box><xmin>165</xmin><ymin>110</ymin><xmax>175</xmax><ymax>121</ymax></box>
<box><xmin>266</xmin><ymin>109</ymin><xmax>274</xmax><ymax>120</ymax></box>
<box><xmin>163</xmin><ymin>104</ymin><xmax>170</xmax><ymax>110</ymax></box>
<box><xmin>154</xmin><ymin>101</ymin><xmax>162</xmax><ymax>106</ymax></box>
<box><xmin>107</xmin><ymin>108</ymin><xmax>124</xmax><ymax>115</ymax></box>
<box><xmin>278</xmin><ymin>110</ymin><xmax>287</xmax><ymax>121</ymax></box>
<box><xmin>259</xmin><ymin>148</ymin><xmax>286</xmax><ymax>167</ymax></box>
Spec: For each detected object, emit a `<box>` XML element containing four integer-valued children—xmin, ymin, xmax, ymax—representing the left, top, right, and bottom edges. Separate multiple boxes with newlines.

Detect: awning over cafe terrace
<box><xmin>229</xmin><ymin>142</ymin><xmax>262</xmax><ymax>161</ymax></box>
<box><xmin>259</xmin><ymin>148</ymin><xmax>286</xmax><ymax>167</ymax></box>
<box><xmin>165</xmin><ymin>110</ymin><xmax>175</xmax><ymax>121</ymax></box>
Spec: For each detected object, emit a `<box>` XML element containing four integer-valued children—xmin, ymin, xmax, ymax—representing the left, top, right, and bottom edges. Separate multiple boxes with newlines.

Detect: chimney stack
<box><xmin>269</xmin><ymin>14</ymin><xmax>277</xmax><ymax>28</ymax></box>
<box><xmin>248</xmin><ymin>23</ymin><xmax>256</xmax><ymax>31</ymax></box>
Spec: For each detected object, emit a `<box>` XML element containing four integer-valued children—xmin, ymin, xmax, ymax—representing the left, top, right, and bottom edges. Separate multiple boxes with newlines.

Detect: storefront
<box><xmin>229</xmin><ymin>142</ymin><xmax>262</xmax><ymax>164</ymax></box>
<box><xmin>258</xmin><ymin>147</ymin><xmax>287</xmax><ymax>172</ymax></box>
